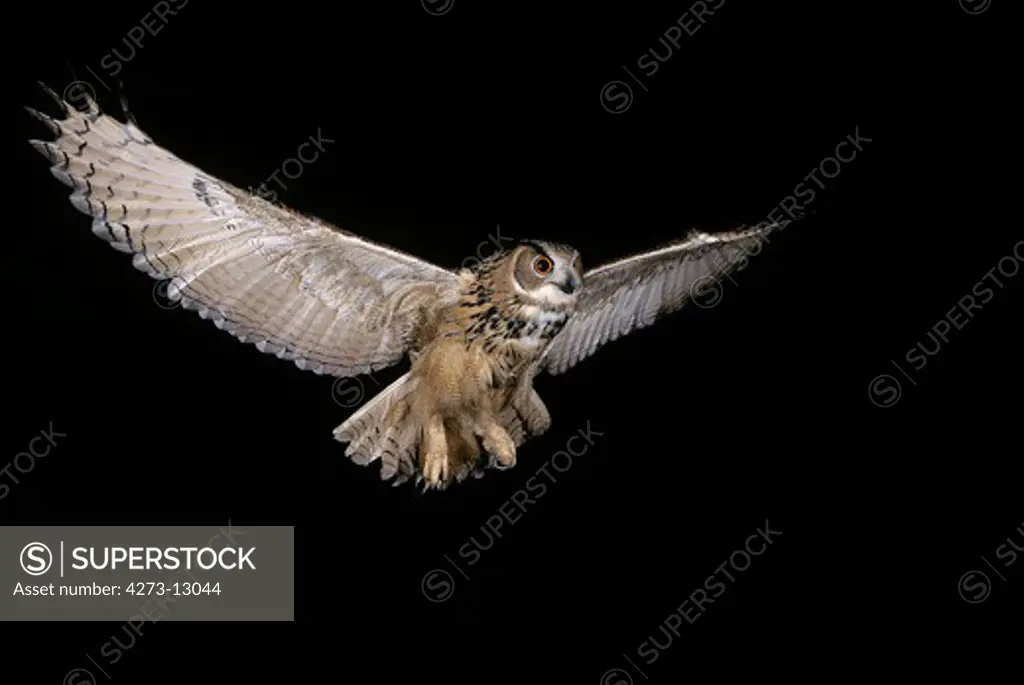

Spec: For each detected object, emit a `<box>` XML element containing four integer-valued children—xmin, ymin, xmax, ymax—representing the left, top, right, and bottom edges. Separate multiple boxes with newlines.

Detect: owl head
<box><xmin>508</xmin><ymin>240</ymin><xmax>582</xmax><ymax>308</ymax></box>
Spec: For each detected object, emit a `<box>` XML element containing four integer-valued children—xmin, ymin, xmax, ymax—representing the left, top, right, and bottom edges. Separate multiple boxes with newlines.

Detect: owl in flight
<box><xmin>27</xmin><ymin>87</ymin><xmax>779</xmax><ymax>490</ymax></box>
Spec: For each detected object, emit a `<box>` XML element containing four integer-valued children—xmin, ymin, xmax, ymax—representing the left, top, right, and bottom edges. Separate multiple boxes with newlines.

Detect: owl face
<box><xmin>511</xmin><ymin>240</ymin><xmax>582</xmax><ymax>308</ymax></box>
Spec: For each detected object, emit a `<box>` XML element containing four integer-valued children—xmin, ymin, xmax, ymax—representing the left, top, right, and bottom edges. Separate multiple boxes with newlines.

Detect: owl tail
<box><xmin>333</xmin><ymin>373</ymin><xmax>422</xmax><ymax>486</ymax></box>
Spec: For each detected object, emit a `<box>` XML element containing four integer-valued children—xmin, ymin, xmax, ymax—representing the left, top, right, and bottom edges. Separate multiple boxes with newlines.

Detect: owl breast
<box><xmin>445</xmin><ymin>266</ymin><xmax>574</xmax><ymax>389</ymax></box>
<box><xmin>449</xmin><ymin>302</ymin><xmax>562</xmax><ymax>385</ymax></box>
<box><xmin>512</xmin><ymin>305</ymin><xmax>569</xmax><ymax>348</ymax></box>
<box><xmin>484</xmin><ymin>305</ymin><xmax>568</xmax><ymax>386</ymax></box>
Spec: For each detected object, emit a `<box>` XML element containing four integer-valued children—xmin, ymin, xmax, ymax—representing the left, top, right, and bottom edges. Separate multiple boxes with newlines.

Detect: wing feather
<box><xmin>27</xmin><ymin>90</ymin><xmax>458</xmax><ymax>377</ymax></box>
<box><xmin>542</xmin><ymin>225</ymin><xmax>779</xmax><ymax>375</ymax></box>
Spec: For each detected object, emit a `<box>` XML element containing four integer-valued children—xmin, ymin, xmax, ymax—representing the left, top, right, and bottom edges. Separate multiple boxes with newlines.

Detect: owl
<box><xmin>26</xmin><ymin>88</ymin><xmax>780</xmax><ymax>490</ymax></box>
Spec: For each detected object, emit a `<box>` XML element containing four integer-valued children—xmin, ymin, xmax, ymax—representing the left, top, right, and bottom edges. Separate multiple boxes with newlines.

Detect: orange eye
<box><xmin>533</xmin><ymin>255</ymin><xmax>553</xmax><ymax>276</ymax></box>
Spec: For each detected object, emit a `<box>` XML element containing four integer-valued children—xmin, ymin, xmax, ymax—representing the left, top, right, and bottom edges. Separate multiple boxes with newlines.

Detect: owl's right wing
<box><xmin>27</xmin><ymin>90</ymin><xmax>459</xmax><ymax>377</ymax></box>
<box><xmin>541</xmin><ymin>225</ymin><xmax>778</xmax><ymax>375</ymax></box>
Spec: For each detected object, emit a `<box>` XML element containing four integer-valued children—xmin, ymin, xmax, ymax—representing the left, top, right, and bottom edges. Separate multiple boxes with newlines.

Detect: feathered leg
<box><xmin>446</xmin><ymin>416</ymin><xmax>482</xmax><ymax>483</ymax></box>
<box><xmin>511</xmin><ymin>381</ymin><xmax>551</xmax><ymax>436</ymax></box>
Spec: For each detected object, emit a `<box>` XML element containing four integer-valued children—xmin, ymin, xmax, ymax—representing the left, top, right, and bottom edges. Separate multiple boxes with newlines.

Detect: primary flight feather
<box><xmin>27</xmin><ymin>87</ymin><xmax>779</xmax><ymax>490</ymax></box>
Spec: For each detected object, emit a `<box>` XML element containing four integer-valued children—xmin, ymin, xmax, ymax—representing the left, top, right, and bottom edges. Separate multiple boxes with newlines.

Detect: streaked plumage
<box><xmin>26</xmin><ymin>87</ymin><xmax>782</xmax><ymax>490</ymax></box>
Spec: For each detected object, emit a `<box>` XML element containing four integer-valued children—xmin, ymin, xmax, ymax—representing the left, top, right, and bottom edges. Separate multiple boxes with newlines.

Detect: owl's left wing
<box><xmin>541</xmin><ymin>225</ymin><xmax>778</xmax><ymax>375</ymax></box>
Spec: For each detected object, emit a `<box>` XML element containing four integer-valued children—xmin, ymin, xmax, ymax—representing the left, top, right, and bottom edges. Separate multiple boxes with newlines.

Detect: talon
<box><xmin>514</xmin><ymin>389</ymin><xmax>551</xmax><ymax>437</ymax></box>
<box><xmin>482</xmin><ymin>428</ymin><xmax>516</xmax><ymax>470</ymax></box>
<box><xmin>422</xmin><ymin>451</ymin><xmax>450</xmax><ymax>489</ymax></box>
<box><xmin>420</xmin><ymin>414</ymin><xmax>450</xmax><ymax>490</ymax></box>
<box><xmin>525</xmin><ymin>410</ymin><xmax>551</xmax><ymax>436</ymax></box>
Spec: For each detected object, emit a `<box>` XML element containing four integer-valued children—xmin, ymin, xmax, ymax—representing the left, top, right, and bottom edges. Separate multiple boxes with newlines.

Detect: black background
<box><xmin>3</xmin><ymin>0</ymin><xmax>1020</xmax><ymax>681</ymax></box>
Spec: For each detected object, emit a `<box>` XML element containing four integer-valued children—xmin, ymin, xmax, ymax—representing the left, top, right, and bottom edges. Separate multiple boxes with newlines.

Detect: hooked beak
<box><xmin>556</xmin><ymin>274</ymin><xmax>578</xmax><ymax>295</ymax></box>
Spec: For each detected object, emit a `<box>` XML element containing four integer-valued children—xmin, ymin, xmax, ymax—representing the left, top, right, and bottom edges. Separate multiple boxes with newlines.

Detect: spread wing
<box><xmin>542</xmin><ymin>225</ymin><xmax>778</xmax><ymax>375</ymax></box>
<box><xmin>26</xmin><ymin>89</ymin><xmax>458</xmax><ymax>377</ymax></box>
